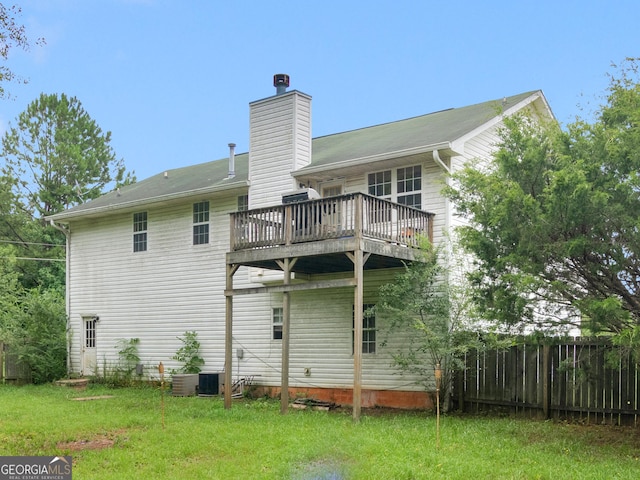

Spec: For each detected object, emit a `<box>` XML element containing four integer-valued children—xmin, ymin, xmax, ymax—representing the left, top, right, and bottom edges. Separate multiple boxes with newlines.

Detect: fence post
<box><xmin>456</xmin><ymin>360</ymin><xmax>465</xmax><ymax>412</ymax></box>
<box><xmin>542</xmin><ymin>343</ymin><xmax>551</xmax><ymax>419</ymax></box>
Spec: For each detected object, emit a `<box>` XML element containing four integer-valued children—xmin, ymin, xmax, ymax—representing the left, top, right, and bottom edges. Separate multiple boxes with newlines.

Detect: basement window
<box><xmin>353</xmin><ymin>304</ymin><xmax>376</xmax><ymax>354</ymax></box>
<box><xmin>133</xmin><ymin>212</ymin><xmax>147</xmax><ymax>252</ymax></box>
<box><xmin>193</xmin><ymin>201</ymin><xmax>210</xmax><ymax>245</ymax></box>
<box><xmin>272</xmin><ymin>307</ymin><xmax>283</xmax><ymax>340</ymax></box>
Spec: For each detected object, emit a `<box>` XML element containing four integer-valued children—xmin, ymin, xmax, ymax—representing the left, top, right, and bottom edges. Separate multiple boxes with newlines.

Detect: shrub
<box><xmin>172</xmin><ymin>331</ymin><xmax>204</xmax><ymax>374</ymax></box>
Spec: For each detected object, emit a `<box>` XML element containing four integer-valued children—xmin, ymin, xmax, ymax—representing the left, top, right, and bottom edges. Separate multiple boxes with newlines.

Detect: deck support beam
<box><xmin>224</xmin><ymin>263</ymin><xmax>240</xmax><ymax>409</ymax></box>
<box><xmin>353</xmin><ymin>249</ymin><xmax>364</xmax><ymax>421</ymax></box>
<box><xmin>276</xmin><ymin>258</ymin><xmax>297</xmax><ymax>414</ymax></box>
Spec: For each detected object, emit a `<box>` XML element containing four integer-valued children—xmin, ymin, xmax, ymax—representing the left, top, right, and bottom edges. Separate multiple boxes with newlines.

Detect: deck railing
<box><xmin>230</xmin><ymin>193</ymin><xmax>434</xmax><ymax>251</ymax></box>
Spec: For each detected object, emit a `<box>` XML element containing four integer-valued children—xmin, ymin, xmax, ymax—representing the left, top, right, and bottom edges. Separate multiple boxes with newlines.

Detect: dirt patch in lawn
<box><xmin>57</xmin><ymin>429</ymin><xmax>127</xmax><ymax>452</ymax></box>
<box><xmin>71</xmin><ymin>395</ymin><xmax>115</xmax><ymax>401</ymax></box>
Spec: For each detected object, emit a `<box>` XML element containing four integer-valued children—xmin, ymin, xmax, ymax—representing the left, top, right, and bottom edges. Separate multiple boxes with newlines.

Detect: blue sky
<box><xmin>1</xmin><ymin>0</ymin><xmax>637</xmax><ymax>180</ymax></box>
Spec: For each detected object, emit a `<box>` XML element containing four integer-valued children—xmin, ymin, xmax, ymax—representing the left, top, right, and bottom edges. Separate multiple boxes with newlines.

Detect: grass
<box><xmin>1</xmin><ymin>384</ymin><xmax>640</xmax><ymax>479</ymax></box>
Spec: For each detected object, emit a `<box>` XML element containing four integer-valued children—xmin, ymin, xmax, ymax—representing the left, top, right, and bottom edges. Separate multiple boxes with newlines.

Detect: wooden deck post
<box><xmin>352</xmin><ymin>194</ymin><xmax>364</xmax><ymax>422</ymax></box>
<box><xmin>353</xmin><ymin>249</ymin><xmax>363</xmax><ymax>422</ymax></box>
<box><xmin>224</xmin><ymin>263</ymin><xmax>239</xmax><ymax>409</ymax></box>
<box><xmin>279</xmin><ymin>258</ymin><xmax>295</xmax><ymax>414</ymax></box>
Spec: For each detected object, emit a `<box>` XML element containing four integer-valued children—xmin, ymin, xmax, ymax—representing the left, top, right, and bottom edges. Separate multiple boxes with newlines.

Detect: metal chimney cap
<box><xmin>273</xmin><ymin>73</ymin><xmax>290</xmax><ymax>87</ymax></box>
<box><xmin>274</xmin><ymin>73</ymin><xmax>290</xmax><ymax>94</ymax></box>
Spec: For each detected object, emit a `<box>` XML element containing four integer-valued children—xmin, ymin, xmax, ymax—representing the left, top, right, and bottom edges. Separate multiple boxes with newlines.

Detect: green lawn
<box><xmin>1</xmin><ymin>384</ymin><xmax>639</xmax><ymax>479</ymax></box>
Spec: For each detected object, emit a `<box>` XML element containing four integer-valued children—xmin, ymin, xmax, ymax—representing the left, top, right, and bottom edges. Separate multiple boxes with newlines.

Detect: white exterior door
<box><xmin>321</xmin><ymin>184</ymin><xmax>344</xmax><ymax>233</ymax></box>
<box><xmin>82</xmin><ymin>317</ymin><xmax>97</xmax><ymax>376</ymax></box>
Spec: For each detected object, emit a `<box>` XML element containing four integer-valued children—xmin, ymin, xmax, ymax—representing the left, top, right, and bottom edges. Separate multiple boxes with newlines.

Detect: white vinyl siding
<box><xmin>66</xmin><ymin>195</ymin><xmax>245</xmax><ymax>374</ymax></box>
<box><xmin>248</xmin><ymin>91</ymin><xmax>311</xmax><ymax>209</ymax></box>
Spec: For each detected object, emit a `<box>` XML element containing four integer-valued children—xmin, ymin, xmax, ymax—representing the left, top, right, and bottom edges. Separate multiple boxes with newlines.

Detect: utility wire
<box><xmin>0</xmin><ymin>239</ymin><xmax>65</xmax><ymax>247</ymax></box>
<box><xmin>0</xmin><ymin>256</ymin><xmax>65</xmax><ymax>262</ymax></box>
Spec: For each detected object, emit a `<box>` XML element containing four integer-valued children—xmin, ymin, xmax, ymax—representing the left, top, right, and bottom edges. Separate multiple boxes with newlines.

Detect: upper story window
<box><xmin>193</xmin><ymin>201</ymin><xmax>210</xmax><ymax>245</ymax></box>
<box><xmin>133</xmin><ymin>212</ymin><xmax>147</xmax><ymax>252</ymax></box>
<box><xmin>368</xmin><ymin>171</ymin><xmax>391</xmax><ymax>199</ymax></box>
<box><xmin>237</xmin><ymin>194</ymin><xmax>249</xmax><ymax>212</ymax></box>
<box><xmin>368</xmin><ymin>166</ymin><xmax>422</xmax><ymax>209</ymax></box>
<box><xmin>397</xmin><ymin>165</ymin><xmax>422</xmax><ymax>209</ymax></box>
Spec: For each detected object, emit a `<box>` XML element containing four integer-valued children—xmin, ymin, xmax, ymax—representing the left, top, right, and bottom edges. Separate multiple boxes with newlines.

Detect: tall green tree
<box><xmin>2</xmin><ymin>92</ymin><xmax>134</xmax><ymax>219</ymax></box>
<box><xmin>446</xmin><ymin>59</ymin><xmax>640</xmax><ymax>338</ymax></box>
<box><xmin>1</xmin><ymin>93</ymin><xmax>133</xmax><ymax>289</ymax></box>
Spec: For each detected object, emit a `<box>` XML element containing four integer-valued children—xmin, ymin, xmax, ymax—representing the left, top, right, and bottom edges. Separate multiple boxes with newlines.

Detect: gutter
<box><xmin>294</xmin><ymin>142</ymin><xmax>455</xmax><ymax>177</ymax></box>
<box><xmin>46</xmin><ymin>179</ymin><xmax>249</xmax><ymax>223</ymax></box>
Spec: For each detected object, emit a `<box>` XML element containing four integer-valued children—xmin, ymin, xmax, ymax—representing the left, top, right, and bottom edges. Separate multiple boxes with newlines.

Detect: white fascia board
<box><xmin>46</xmin><ymin>179</ymin><xmax>249</xmax><ymax>223</ymax></box>
<box><xmin>453</xmin><ymin>91</ymin><xmax>549</xmax><ymax>147</ymax></box>
<box><xmin>294</xmin><ymin>142</ymin><xmax>456</xmax><ymax>178</ymax></box>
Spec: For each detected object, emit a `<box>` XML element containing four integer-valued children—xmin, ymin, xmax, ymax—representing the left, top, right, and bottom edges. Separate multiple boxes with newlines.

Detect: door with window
<box><xmin>321</xmin><ymin>184</ymin><xmax>344</xmax><ymax>233</ymax></box>
<box><xmin>82</xmin><ymin>316</ymin><xmax>97</xmax><ymax>375</ymax></box>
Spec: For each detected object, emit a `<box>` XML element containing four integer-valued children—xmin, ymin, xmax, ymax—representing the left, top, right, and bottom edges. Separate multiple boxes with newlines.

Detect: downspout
<box><xmin>432</xmin><ymin>149</ymin><xmax>451</xmax><ymax>235</ymax></box>
<box><xmin>49</xmin><ymin>219</ymin><xmax>71</xmax><ymax>375</ymax></box>
<box><xmin>432</xmin><ymin>149</ymin><xmax>450</xmax><ymax>174</ymax></box>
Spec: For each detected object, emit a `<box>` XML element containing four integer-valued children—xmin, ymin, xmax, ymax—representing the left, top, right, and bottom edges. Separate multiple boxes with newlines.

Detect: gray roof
<box><xmin>305</xmin><ymin>90</ymin><xmax>538</xmax><ymax>169</ymax></box>
<box><xmin>49</xmin><ymin>90</ymin><xmax>542</xmax><ymax>221</ymax></box>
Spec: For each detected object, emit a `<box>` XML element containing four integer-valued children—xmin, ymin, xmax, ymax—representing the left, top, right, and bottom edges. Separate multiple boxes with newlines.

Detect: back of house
<box><xmin>48</xmin><ymin>75</ymin><xmax>553</xmax><ymax>409</ymax></box>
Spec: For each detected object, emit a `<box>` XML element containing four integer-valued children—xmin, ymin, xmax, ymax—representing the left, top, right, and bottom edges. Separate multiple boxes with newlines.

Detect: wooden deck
<box><xmin>228</xmin><ymin>193</ymin><xmax>434</xmax><ymax>274</ymax></box>
<box><xmin>224</xmin><ymin>193</ymin><xmax>435</xmax><ymax>419</ymax></box>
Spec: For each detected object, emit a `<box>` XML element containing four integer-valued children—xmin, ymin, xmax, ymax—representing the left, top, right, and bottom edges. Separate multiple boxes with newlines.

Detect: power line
<box><xmin>0</xmin><ymin>239</ymin><xmax>65</xmax><ymax>248</ymax></box>
<box><xmin>0</xmin><ymin>256</ymin><xmax>65</xmax><ymax>262</ymax></box>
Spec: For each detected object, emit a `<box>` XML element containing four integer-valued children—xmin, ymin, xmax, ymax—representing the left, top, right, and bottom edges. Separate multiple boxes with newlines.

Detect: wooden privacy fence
<box><xmin>457</xmin><ymin>338</ymin><xmax>640</xmax><ymax>425</ymax></box>
<box><xmin>0</xmin><ymin>343</ymin><xmax>31</xmax><ymax>384</ymax></box>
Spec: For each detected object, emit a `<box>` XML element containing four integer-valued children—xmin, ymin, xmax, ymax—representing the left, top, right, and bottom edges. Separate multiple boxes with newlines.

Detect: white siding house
<box><xmin>48</xmin><ymin>76</ymin><xmax>553</xmax><ymax>415</ymax></box>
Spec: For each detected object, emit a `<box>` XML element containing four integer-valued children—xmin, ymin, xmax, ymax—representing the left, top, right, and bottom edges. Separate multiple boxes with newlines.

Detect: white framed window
<box><xmin>367</xmin><ymin>165</ymin><xmax>423</xmax><ymax>209</ymax></box>
<box><xmin>133</xmin><ymin>212</ymin><xmax>147</xmax><ymax>252</ymax></box>
<box><xmin>397</xmin><ymin>165</ymin><xmax>422</xmax><ymax>209</ymax></box>
<box><xmin>237</xmin><ymin>194</ymin><xmax>249</xmax><ymax>212</ymax></box>
<box><xmin>272</xmin><ymin>307</ymin><xmax>283</xmax><ymax>340</ymax></box>
<box><xmin>193</xmin><ymin>201</ymin><xmax>210</xmax><ymax>245</ymax></box>
<box><xmin>368</xmin><ymin>170</ymin><xmax>392</xmax><ymax>199</ymax></box>
<box><xmin>353</xmin><ymin>304</ymin><xmax>376</xmax><ymax>354</ymax></box>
